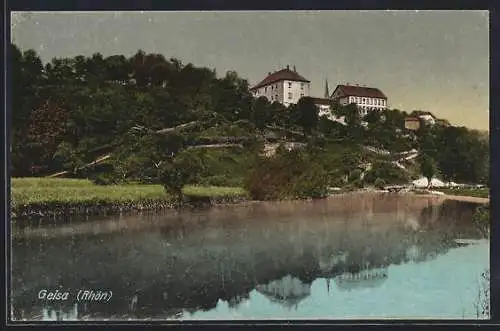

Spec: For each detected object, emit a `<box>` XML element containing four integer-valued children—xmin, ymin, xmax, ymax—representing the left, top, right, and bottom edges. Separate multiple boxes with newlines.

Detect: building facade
<box><xmin>404</xmin><ymin>117</ymin><xmax>421</xmax><ymax>131</ymax></box>
<box><xmin>409</xmin><ymin>110</ymin><xmax>437</xmax><ymax>126</ymax></box>
<box><xmin>250</xmin><ymin>66</ymin><xmax>311</xmax><ymax>107</ymax></box>
<box><xmin>330</xmin><ymin>84</ymin><xmax>388</xmax><ymax>117</ymax></box>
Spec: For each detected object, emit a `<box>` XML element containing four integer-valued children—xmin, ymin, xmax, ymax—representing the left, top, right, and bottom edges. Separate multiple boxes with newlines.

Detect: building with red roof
<box><xmin>250</xmin><ymin>65</ymin><xmax>311</xmax><ymax>107</ymax></box>
<box><xmin>331</xmin><ymin>84</ymin><xmax>388</xmax><ymax>117</ymax></box>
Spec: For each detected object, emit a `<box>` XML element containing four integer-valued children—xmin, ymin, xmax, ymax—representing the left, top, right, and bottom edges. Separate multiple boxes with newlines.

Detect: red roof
<box><xmin>310</xmin><ymin>97</ymin><xmax>331</xmax><ymax>105</ymax></box>
<box><xmin>250</xmin><ymin>68</ymin><xmax>310</xmax><ymax>90</ymax></box>
<box><xmin>405</xmin><ymin>117</ymin><xmax>420</xmax><ymax>122</ymax></box>
<box><xmin>332</xmin><ymin>85</ymin><xmax>387</xmax><ymax>99</ymax></box>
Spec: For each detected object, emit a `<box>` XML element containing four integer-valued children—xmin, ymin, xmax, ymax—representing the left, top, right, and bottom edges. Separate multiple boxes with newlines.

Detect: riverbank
<box><xmin>10</xmin><ymin>178</ymin><xmax>488</xmax><ymax>224</ymax></box>
<box><xmin>10</xmin><ymin>178</ymin><xmax>249</xmax><ymax>222</ymax></box>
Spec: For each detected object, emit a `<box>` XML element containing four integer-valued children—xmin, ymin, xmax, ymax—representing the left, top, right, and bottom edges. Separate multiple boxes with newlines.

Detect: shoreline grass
<box><xmin>435</xmin><ymin>188</ymin><xmax>489</xmax><ymax>199</ymax></box>
<box><xmin>10</xmin><ymin>178</ymin><xmax>249</xmax><ymax>221</ymax></box>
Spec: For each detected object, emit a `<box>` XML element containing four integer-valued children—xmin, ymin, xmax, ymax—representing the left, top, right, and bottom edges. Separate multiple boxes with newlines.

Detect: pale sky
<box><xmin>11</xmin><ymin>10</ymin><xmax>489</xmax><ymax>130</ymax></box>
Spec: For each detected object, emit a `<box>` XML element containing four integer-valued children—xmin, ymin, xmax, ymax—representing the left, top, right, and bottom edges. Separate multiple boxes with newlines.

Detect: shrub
<box><xmin>159</xmin><ymin>151</ymin><xmax>205</xmax><ymax>200</ymax></box>
<box><xmin>352</xmin><ymin>178</ymin><xmax>364</xmax><ymax>189</ymax></box>
<box><xmin>374</xmin><ymin>178</ymin><xmax>386</xmax><ymax>189</ymax></box>
<box><xmin>364</xmin><ymin>161</ymin><xmax>409</xmax><ymax>185</ymax></box>
<box><xmin>349</xmin><ymin>169</ymin><xmax>362</xmax><ymax>182</ymax></box>
<box><xmin>290</xmin><ymin>164</ymin><xmax>329</xmax><ymax>199</ymax></box>
<box><xmin>244</xmin><ymin>150</ymin><xmax>328</xmax><ymax>200</ymax></box>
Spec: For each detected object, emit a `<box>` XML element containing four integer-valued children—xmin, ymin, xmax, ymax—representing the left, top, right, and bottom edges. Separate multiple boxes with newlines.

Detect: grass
<box><xmin>11</xmin><ymin>177</ymin><xmax>96</xmax><ymax>188</ymax></box>
<box><xmin>11</xmin><ymin>178</ymin><xmax>169</xmax><ymax>208</ymax></box>
<box><xmin>436</xmin><ymin>188</ymin><xmax>489</xmax><ymax>198</ymax></box>
<box><xmin>182</xmin><ymin>185</ymin><xmax>249</xmax><ymax>198</ymax></box>
<box><xmin>10</xmin><ymin>178</ymin><xmax>247</xmax><ymax>210</ymax></box>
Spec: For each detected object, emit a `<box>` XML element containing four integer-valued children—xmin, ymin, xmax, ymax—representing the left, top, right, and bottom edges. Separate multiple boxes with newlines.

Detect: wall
<box><xmin>283</xmin><ymin>80</ymin><xmax>310</xmax><ymax>107</ymax></box>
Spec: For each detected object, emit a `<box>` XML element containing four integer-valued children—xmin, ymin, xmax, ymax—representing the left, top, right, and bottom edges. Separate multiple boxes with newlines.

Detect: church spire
<box><xmin>324</xmin><ymin>79</ymin><xmax>330</xmax><ymax>98</ymax></box>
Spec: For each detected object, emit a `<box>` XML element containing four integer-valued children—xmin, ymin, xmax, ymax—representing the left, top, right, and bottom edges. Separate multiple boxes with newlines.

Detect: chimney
<box><xmin>286</xmin><ymin>65</ymin><xmax>290</xmax><ymax>70</ymax></box>
<box><xmin>293</xmin><ymin>65</ymin><xmax>296</xmax><ymax>72</ymax></box>
<box><xmin>268</xmin><ymin>72</ymin><xmax>272</xmax><ymax>76</ymax></box>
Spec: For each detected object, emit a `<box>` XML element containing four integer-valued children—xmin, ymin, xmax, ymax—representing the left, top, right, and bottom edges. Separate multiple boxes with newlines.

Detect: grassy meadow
<box><xmin>436</xmin><ymin>187</ymin><xmax>489</xmax><ymax>199</ymax></box>
<box><xmin>10</xmin><ymin>178</ymin><xmax>249</xmax><ymax>217</ymax></box>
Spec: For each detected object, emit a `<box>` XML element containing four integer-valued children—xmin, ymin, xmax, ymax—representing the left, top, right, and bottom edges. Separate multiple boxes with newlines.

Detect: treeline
<box><xmin>10</xmin><ymin>43</ymin><xmax>489</xmax><ymax>198</ymax></box>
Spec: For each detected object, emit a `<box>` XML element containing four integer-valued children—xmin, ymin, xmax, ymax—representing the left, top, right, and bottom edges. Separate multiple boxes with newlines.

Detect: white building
<box><xmin>250</xmin><ymin>65</ymin><xmax>311</xmax><ymax>107</ymax></box>
<box><xmin>410</xmin><ymin>110</ymin><xmax>437</xmax><ymax>126</ymax></box>
<box><xmin>331</xmin><ymin>84</ymin><xmax>388</xmax><ymax>117</ymax></box>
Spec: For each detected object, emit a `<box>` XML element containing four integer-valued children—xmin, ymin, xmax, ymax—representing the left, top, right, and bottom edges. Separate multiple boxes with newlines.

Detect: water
<box><xmin>11</xmin><ymin>194</ymin><xmax>489</xmax><ymax>321</ymax></box>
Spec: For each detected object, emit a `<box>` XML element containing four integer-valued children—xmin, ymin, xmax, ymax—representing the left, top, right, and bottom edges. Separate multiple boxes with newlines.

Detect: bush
<box><xmin>349</xmin><ymin>169</ymin><xmax>362</xmax><ymax>182</ymax></box>
<box><xmin>289</xmin><ymin>164</ymin><xmax>329</xmax><ymax>199</ymax></box>
<box><xmin>244</xmin><ymin>150</ymin><xmax>328</xmax><ymax>200</ymax></box>
<box><xmin>374</xmin><ymin>178</ymin><xmax>386</xmax><ymax>189</ymax></box>
<box><xmin>352</xmin><ymin>178</ymin><xmax>364</xmax><ymax>189</ymax></box>
<box><xmin>159</xmin><ymin>151</ymin><xmax>205</xmax><ymax>200</ymax></box>
<box><xmin>364</xmin><ymin>161</ymin><xmax>408</xmax><ymax>185</ymax></box>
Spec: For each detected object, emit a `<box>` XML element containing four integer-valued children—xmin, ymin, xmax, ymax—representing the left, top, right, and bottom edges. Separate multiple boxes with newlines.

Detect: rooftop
<box><xmin>410</xmin><ymin>110</ymin><xmax>436</xmax><ymax>118</ymax></box>
<box><xmin>310</xmin><ymin>97</ymin><xmax>331</xmax><ymax>105</ymax></box>
<box><xmin>333</xmin><ymin>84</ymin><xmax>387</xmax><ymax>99</ymax></box>
<box><xmin>250</xmin><ymin>66</ymin><xmax>310</xmax><ymax>90</ymax></box>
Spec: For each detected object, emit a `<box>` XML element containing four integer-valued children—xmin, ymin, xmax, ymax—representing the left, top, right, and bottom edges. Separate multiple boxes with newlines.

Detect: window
<box><xmin>300</xmin><ymin>93</ymin><xmax>304</xmax><ymax>98</ymax></box>
<box><xmin>301</xmin><ymin>83</ymin><xmax>304</xmax><ymax>90</ymax></box>
<box><xmin>265</xmin><ymin>87</ymin><xmax>267</xmax><ymax>93</ymax></box>
<box><xmin>288</xmin><ymin>92</ymin><xmax>293</xmax><ymax>100</ymax></box>
<box><xmin>288</xmin><ymin>82</ymin><xmax>292</xmax><ymax>88</ymax></box>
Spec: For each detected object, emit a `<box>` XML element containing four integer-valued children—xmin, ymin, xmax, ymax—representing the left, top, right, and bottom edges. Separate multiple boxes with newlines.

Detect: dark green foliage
<box><xmin>159</xmin><ymin>150</ymin><xmax>204</xmax><ymax>200</ymax></box>
<box><xmin>364</xmin><ymin>161</ymin><xmax>409</xmax><ymax>185</ymax></box>
<box><xmin>348</xmin><ymin>169</ymin><xmax>362</xmax><ymax>182</ymax></box>
<box><xmin>10</xmin><ymin>42</ymin><xmax>488</xmax><ymax>200</ymax></box>
<box><xmin>419</xmin><ymin>153</ymin><xmax>438</xmax><ymax>187</ymax></box>
<box><xmin>296</xmin><ymin>97</ymin><xmax>320</xmax><ymax>136</ymax></box>
<box><xmin>374</xmin><ymin>178</ymin><xmax>386</xmax><ymax>189</ymax></box>
<box><xmin>244</xmin><ymin>150</ymin><xmax>328</xmax><ymax>200</ymax></box>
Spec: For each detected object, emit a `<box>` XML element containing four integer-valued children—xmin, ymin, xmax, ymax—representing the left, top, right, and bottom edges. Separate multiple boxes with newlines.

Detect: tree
<box><xmin>251</xmin><ymin>97</ymin><xmax>272</xmax><ymax>130</ymax></box>
<box><xmin>159</xmin><ymin>150</ymin><xmax>204</xmax><ymax>200</ymax></box>
<box><xmin>419</xmin><ymin>154</ymin><xmax>437</xmax><ymax>188</ymax></box>
<box><xmin>296</xmin><ymin>97</ymin><xmax>319</xmax><ymax>136</ymax></box>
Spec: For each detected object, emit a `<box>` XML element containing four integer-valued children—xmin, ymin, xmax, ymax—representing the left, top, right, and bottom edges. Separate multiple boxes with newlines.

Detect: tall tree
<box><xmin>296</xmin><ymin>97</ymin><xmax>319</xmax><ymax>136</ymax></box>
<box><xmin>419</xmin><ymin>153</ymin><xmax>437</xmax><ymax>188</ymax></box>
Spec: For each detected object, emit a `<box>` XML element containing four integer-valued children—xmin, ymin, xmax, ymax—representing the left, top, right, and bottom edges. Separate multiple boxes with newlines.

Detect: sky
<box><xmin>11</xmin><ymin>10</ymin><xmax>489</xmax><ymax>131</ymax></box>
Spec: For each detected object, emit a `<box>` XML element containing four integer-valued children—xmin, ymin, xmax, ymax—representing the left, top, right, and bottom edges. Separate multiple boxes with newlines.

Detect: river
<box><xmin>10</xmin><ymin>193</ymin><xmax>490</xmax><ymax>321</ymax></box>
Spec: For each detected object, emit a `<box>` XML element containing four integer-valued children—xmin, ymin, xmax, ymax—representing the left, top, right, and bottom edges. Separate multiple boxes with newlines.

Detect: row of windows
<box><xmin>287</xmin><ymin>92</ymin><xmax>305</xmax><ymax>100</ymax></box>
<box><xmin>350</xmin><ymin>96</ymin><xmax>386</xmax><ymax>106</ymax></box>
<box><xmin>288</xmin><ymin>82</ymin><xmax>305</xmax><ymax>89</ymax></box>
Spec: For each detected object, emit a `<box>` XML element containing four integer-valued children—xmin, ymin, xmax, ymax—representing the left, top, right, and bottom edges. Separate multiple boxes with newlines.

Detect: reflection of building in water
<box><xmin>334</xmin><ymin>267</ymin><xmax>388</xmax><ymax>291</ymax></box>
<box><xmin>405</xmin><ymin>244</ymin><xmax>421</xmax><ymax>262</ymax></box>
<box><xmin>318</xmin><ymin>252</ymin><xmax>349</xmax><ymax>273</ymax></box>
<box><xmin>255</xmin><ymin>275</ymin><xmax>311</xmax><ymax>310</ymax></box>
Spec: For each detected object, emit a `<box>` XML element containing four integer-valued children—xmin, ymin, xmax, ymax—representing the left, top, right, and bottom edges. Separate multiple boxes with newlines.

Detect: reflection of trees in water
<box><xmin>334</xmin><ymin>267</ymin><xmax>388</xmax><ymax>291</ymax></box>
<box><xmin>12</xmin><ymin>198</ymin><xmax>482</xmax><ymax>320</ymax></box>
<box><xmin>256</xmin><ymin>275</ymin><xmax>311</xmax><ymax>310</ymax></box>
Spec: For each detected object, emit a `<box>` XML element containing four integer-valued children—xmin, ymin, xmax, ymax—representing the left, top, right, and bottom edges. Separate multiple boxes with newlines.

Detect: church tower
<box><xmin>324</xmin><ymin>79</ymin><xmax>330</xmax><ymax>98</ymax></box>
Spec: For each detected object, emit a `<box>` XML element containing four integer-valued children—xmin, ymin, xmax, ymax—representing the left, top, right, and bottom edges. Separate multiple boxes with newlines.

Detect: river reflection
<box><xmin>11</xmin><ymin>194</ymin><xmax>489</xmax><ymax>320</ymax></box>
